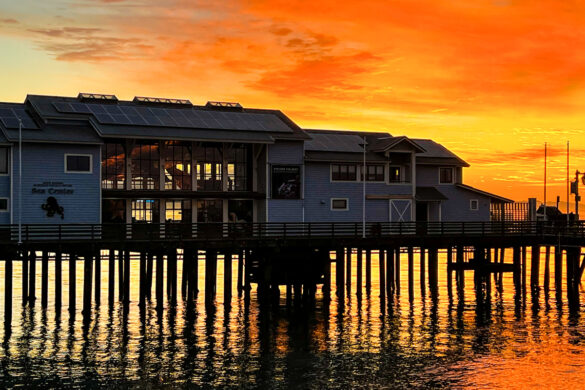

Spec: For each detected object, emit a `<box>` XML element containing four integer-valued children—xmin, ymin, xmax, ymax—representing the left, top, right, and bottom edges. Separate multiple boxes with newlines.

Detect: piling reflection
<box><xmin>0</xmin><ymin>248</ymin><xmax>585</xmax><ymax>387</ymax></box>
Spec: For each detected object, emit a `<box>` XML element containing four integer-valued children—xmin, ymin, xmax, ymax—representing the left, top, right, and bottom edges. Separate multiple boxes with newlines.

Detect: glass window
<box><xmin>331</xmin><ymin>198</ymin><xmax>348</xmax><ymax>210</ymax></box>
<box><xmin>0</xmin><ymin>198</ymin><xmax>8</xmax><ymax>211</ymax></box>
<box><xmin>66</xmin><ymin>154</ymin><xmax>91</xmax><ymax>173</ymax></box>
<box><xmin>228</xmin><ymin>200</ymin><xmax>253</xmax><ymax>222</ymax></box>
<box><xmin>226</xmin><ymin>144</ymin><xmax>250</xmax><ymax>191</ymax></box>
<box><xmin>165</xmin><ymin>199</ymin><xmax>192</xmax><ymax>222</ymax></box>
<box><xmin>164</xmin><ymin>142</ymin><xmax>192</xmax><ymax>190</ymax></box>
<box><xmin>131</xmin><ymin>142</ymin><xmax>160</xmax><ymax>190</ymax></box>
<box><xmin>389</xmin><ymin>166</ymin><xmax>401</xmax><ymax>183</ymax></box>
<box><xmin>102</xmin><ymin>199</ymin><xmax>126</xmax><ymax>223</ymax></box>
<box><xmin>439</xmin><ymin>167</ymin><xmax>454</xmax><ymax>184</ymax></box>
<box><xmin>131</xmin><ymin>199</ymin><xmax>159</xmax><ymax>223</ymax></box>
<box><xmin>102</xmin><ymin>143</ymin><xmax>125</xmax><ymax>189</ymax></box>
<box><xmin>197</xmin><ymin>199</ymin><xmax>223</xmax><ymax>222</ymax></box>
<box><xmin>470</xmin><ymin>199</ymin><xmax>479</xmax><ymax>211</ymax></box>
<box><xmin>361</xmin><ymin>164</ymin><xmax>384</xmax><ymax>181</ymax></box>
<box><xmin>0</xmin><ymin>147</ymin><xmax>8</xmax><ymax>174</ymax></box>
<box><xmin>195</xmin><ymin>144</ymin><xmax>222</xmax><ymax>191</ymax></box>
<box><xmin>331</xmin><ymin>164</ymin><xmax>357</xmax><ymax>181</ymax></box>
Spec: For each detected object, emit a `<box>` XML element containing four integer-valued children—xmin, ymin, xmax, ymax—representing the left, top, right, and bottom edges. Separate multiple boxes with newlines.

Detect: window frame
<box><xmin>0</xmin><ymin>197</ymin><xmax>8</xmax><ymax>212</ymax></box>
<box><xmin>0</xmin><ymin>147</ymin><xmax>9</xmax><ymax>175</ymax></box>
<box><xmin>439</xmin><ymin>167</ymin><xmax>454</xmax><ymax>184</ymax></box>
<box><xmin>65</xmin><ymin>153</ymin><xmax>93</xmax><ymax>174</ymax></box>
<box><xmin>330</xmin><ymin>198</ymin><xmax>349</xmax><ymax>211</ymax></box>
<box><xmin>360</xmin><ymin>164</ymin><xmax>385</xmax><ymax>182</ymax></box>
<box><xmin>330</xmin><ymin>163</ymin><xmax>358</xmax><ymax>182</ymax></box>
<box><xmin>470</xmin><ymin>199</ymin><xmax>479</xmax><ymax>211</ymax></box>
<box><xmin>388</xmin><ymin>165</ymin><xmax>404</xmax><ymax>184</ymax></box>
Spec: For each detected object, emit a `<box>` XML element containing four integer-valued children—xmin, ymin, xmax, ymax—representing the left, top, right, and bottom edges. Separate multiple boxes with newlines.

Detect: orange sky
<box><xmin>1</xmin><ymin>0</ymin><xmax>585</xmax><ymax>205</ymax></box>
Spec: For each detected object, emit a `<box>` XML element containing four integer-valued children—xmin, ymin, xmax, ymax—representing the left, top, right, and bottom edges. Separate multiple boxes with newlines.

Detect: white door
<box><xmin>389</xmin><ymin>199</ymin><xmax>412</xmax><ymax>222</ymax></box>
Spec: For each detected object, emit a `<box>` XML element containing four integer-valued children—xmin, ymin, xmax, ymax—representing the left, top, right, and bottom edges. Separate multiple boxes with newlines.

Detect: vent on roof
<box><xmin>206</xmin><ymin>101</ymin><xmax>243</xmax><ymax>111</ymax></box>
<box><xmin>78</xmin><ymin>93</ymin><xmax>118</xmax><ymax>103</ymax></box>
<box><xmin>133</xmin><ymin>96</ymin><xmax>193</xmax><ymax>107</ymax></box>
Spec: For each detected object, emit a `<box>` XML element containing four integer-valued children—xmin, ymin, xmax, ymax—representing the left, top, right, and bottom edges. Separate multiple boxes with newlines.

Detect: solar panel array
<box><xmin>52</xmin><ymin>102</ymin><xmax>292</xmax><ymax>133</ymax></box>
<box><xmin>0</xmin><ymin>107</ymin><xmax>39</xmax><ymax>129</ymax></box>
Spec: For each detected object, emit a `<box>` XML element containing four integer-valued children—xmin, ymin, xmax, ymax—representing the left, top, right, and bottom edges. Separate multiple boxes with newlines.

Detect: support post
<box><xmin>346</xmin><ymin>248</ymin><xmax>352</xmax><ymax>295</ymax></box>
<box><xmin>41</xmin><ymin>251</ymin><xmax>48</xmax><ymax>308</ymax></box>
<box><xmin>420</xmin><ymin>248</ymin><xmax>426</xmax><ymax>296</ymax></box>
<box><xmin>94</xmin><ymin>250</ymin><xmax>101</xmax><ymax>305</ymax></box>
<box><xmin>544</xmin><ymin>246</ymin><xmax>551</xmax><ymax>291</ymax></box>
<box><xmin>139</xmin><ymin>251</ymin><xmax>146</xmax><ymax>307</ymax></box>
<box><xmin>554</xmin><ymin>246</ymin><xmax>562</xmax><ymax>294</ymax></box>
<box><xmin>336</xmin><ymin>248</ymin><xmax>345</xmax><ymax>299</ymax></box>
<box><xmin>379</xmin><ymin>249</ymin><xmax>386</xmax><ymax>302</ymax></box>
<box><xmin>156</xmin><ymin>252</ymin><xmax>164</xmax><ymax>309</ymax></box>
<box><xmin>181</xmin><ymin>250</ymin><xmax>188</xmax><ymax>300</ymax></box>
<box><xmin>395</xmin><ymin>248</ymin><xmax>401</xmax><ymax>295</ymax></box>
<box><xmin>205</xmin><ymin>250</ymin><xmax>217</xmax><ymax>304</ymax></box>
<box><xmin>118</xmin><ymin>250</ymin><xmax>124</xmax><ymax>301</ymax></box>
<box><xmin>356</xmin><ymin>248</ymin><xmax>362</xmax><ymax>297</ymax></box>
<box><xmin>5</xmin><ymin>257</ymin><xmax>12</xmax><ymax>328</ymax></box>
<box><xmin>146</xmin><ymin>252</ymin><xmax>154</xmax><ymax>300</ymax></box>
<box><xmin>237</xmin><ymin>250</ymin><xmax>244</xmax><ymax>296</ymax></box>
<box><xmin>408</xmin><ymin>247</ymin><xmax>414</xmax><ymax>300</ymax></box>
<box><xmin>22</xmin><ymin>249</ymin><xmax>28</xmax><ymax>306</ymax></box>
<box><xmin>224</xmin><ymin>252</ymin><xmax>232</xmax><ymax>304</ymax></box>
<box><xmin>386</xmin><ymin>248</ymin><xmax>393</xmax><ymax>298</ymax></box>
<box><xmin>55</xmin><ymin>250</ymin><xmax>62</xmax><ymax>309</ymax></box>
<box><xmin>82</xmin><ymin>253</ymin><xmax>93</xmax><ymax>316</ymax></box>
<box><xmin>530</xmin><ymin>245</ymin><xmax>541</xmax><ymax>292</ymax></box>
<box><xmin>29</xmin><ymin>250</ymin><xmax>36</xmax><ymax>306</ymax></box>
<box><xmin>123</xmin><ymin>250</ymin><xmax>130</xmax><ymax>306</ymax></box>
<box><xmin>69</xmin><ymin>253</ymin><xmax>76</xmax><ymax>313</ymax></box>
<box><xmin>365</xmin><ymin>249</ymin><xmax>371</xmax><ymax>293</ymax></box>
<box><xmin>108</xmin><ymin>250</ymin><xmax>115</xmax><ymax>307</ymax></box>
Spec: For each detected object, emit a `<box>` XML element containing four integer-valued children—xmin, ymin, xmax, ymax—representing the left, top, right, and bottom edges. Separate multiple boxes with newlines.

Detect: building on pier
<box><xmin>0</xmin><ymin>93</ymin><xmax>511</xmax><ymax>226</ymax></box>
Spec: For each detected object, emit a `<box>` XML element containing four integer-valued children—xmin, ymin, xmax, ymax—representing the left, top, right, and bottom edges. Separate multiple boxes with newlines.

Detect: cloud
<box><xmin>0</xmin><ymin>19</ymin><xmax>19</xmax><ymax>24</ymax></box>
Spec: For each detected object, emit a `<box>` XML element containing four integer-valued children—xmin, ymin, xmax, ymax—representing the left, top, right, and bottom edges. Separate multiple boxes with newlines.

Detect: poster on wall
<box><xmin>271</xmin><ymin>165</ymin><xmax>301</xmax><ymax>199</ymax></box>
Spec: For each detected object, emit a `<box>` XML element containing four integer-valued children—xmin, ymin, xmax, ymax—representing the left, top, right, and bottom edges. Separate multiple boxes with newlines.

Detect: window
<box><xmin>164</xmin><ymin>142</ymin><xmax>192</xmax><ymax>190</ymax></box>
<box><xmin>439</xmin><ymin>167</ymin><xmax>454</xmax><ymax>184</ymax></box>
<box><xmin>65</xmin><ymin>154</ymin><xmax>92</xmax><ymax>173</ymax></box>
<box><xmin>102</xmin><ymin>199</ymin><xmax>126</xmax><ymax>223</ymax></box>
<box><xmin>331</xmin><ymin>164</ymin><xmax>357</xmax><ymax>181</ymax></box>
<box><xmin>165</xmin><ymin>200</ymin><xmax>192</xmax><ymax>223</ymax></box>
<box><xmin>102</xmin><ymin>143</ymin><xmax>125</xmax><ymax>189</ymax></box>
<box><xmin>470</xmin><ymin>199</ymin><xmax>479</xmax><ymax>211</ymax></box>
<box><xmin>0</xmin><ymin>198</ymin><xmax>8</xmax><ymax>212</ymax></box>
<box><xmin>131</xmin><ymin>142</ymin><xmax>160</xmax><ymax>190</ymax></box>
<box><xmin>0</xmin><ymin>147</ymin><xmax>8</xmax><ymax>174</ymax></box>
<box><xmin>227</xmin><ymin>144</ymin><xmax>250</xmax><ymax>191</ymax></box>
<box><xmin>389</xmin><ymin>166</ymin><xmax>402</xmax><ymax>183</ymax></box>
<box><xmin>195</xmin><ymin>144</ymin><xmax>222</xmax><ymax>191</ymax></box>
<box><xmin>131</xmin><ymin>199</ymin><xmax>159</xmax><ymax>223</ymax></box>
<box><xmin>361</xmin><ymin>164</ymin><xmax>384</xmax><ymax>182</ymax></box>
<box><xmin>331</xmin><ymin>198</ymin><xmax>348</xmax><ymax>211</ymax></box>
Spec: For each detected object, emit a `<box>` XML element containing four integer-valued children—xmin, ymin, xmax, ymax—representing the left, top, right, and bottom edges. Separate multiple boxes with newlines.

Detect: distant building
<box><xmin>0</xmin><ymin>93</ymin><xmax>511</xmax><ymax>226</ymax></box>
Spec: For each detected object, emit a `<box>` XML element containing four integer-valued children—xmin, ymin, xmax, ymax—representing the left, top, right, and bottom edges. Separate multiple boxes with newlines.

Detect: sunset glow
<box><xmin>2</xmin><ymin>0</ymin><xmax>585</xmax><ymax>203</ymax></box>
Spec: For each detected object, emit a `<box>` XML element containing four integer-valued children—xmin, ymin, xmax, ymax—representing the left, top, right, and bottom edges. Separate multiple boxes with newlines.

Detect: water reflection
<box><xmin>0</xmin><ymin>249</ymin><xmax>584</xmax><ymax>387</ymax></box>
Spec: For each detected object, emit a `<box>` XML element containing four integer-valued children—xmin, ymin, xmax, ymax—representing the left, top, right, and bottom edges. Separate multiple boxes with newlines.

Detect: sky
<box><xmin>1</xmin><ymin>0</ymin><xmax>585</xmax><ymax>205</ymax></box>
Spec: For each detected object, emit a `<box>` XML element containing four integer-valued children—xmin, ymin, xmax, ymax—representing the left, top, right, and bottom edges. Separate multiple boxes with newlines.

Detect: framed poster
<box><xmin>271</xmin><ymin>165</ymin><xmax>301</xmax><ymax>199</ymax></box>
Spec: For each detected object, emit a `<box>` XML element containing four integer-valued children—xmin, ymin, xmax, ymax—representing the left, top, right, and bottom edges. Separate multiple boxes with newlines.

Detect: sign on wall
<box><xmin>31</xmin><ymin>181</ymin><xmax>74</xmax><ymax>195</ymax></box>
<box><xmin>271</xmin><ymin>165</ymin><xmax>301</xmax><ymax>199</ymax></box>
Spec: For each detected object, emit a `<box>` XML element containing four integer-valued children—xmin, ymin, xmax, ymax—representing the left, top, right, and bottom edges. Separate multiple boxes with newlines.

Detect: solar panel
<box><xmin>0</xmin><ymin>107</ymin><xmax>39</xmax><ymax>129</ymax></box>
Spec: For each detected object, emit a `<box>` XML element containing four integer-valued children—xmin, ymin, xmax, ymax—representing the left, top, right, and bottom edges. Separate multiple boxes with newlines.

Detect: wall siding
<box><xmin>12</xmin><ymin>143</ymin><xmax>101</xmax><ymax>224</ymax></box>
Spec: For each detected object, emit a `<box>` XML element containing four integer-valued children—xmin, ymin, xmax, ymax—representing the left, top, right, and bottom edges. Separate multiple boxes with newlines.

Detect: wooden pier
<box><xmin>1</xmin><ymin>221</ymin><xmax>585</xmax><ymax>331</ymax></box>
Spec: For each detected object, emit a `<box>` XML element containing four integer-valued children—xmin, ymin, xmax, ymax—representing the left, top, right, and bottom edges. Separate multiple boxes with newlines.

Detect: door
<box><xmin>390</xmin><ymin>199</ymin><xmax>412</xmax><ymax>222</ymax></box>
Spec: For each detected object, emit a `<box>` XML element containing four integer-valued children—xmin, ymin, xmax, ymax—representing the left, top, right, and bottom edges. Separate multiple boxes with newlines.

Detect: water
<box><xmin>1</xmin><ymin>249</ymin><xmax>585</xmax><ymax>388</ymax></box>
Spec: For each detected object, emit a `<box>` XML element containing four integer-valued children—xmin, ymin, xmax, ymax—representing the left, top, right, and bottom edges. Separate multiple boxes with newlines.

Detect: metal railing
<box><xmin>1</xmin><ymin>221</ymin><xmax>584</xmax><ymax>244</ymax></box>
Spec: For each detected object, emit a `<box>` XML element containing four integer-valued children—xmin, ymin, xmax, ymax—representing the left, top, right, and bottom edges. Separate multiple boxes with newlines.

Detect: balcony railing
<box><xmin>0</xmin><ymin>221</ymin><xmax>584</xmax><ymax>244</ymax></box>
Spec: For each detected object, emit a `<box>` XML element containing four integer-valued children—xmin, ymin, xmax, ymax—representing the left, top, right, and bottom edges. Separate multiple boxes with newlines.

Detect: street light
<box><xmin>570</xmin><ymin>170</ymin><xmax>585</xmax><ymax>220</ymax></box>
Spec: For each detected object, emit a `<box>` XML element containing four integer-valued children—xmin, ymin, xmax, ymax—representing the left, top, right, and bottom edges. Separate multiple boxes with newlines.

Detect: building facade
<box><xmin>0</xmin><ymin>93</ymin><xmax>510</xmax><ymax>227</ymax></box>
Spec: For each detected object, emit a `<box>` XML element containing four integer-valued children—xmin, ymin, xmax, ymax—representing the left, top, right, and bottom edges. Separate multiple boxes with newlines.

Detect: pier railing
<box><xmin>0</xmin><ymin>221</ymin><xmax>584</xmax><ymax>243</ymax></box>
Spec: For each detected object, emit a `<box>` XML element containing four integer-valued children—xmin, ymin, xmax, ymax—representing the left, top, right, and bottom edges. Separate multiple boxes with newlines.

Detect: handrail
<box><xmin>0</xmin><ymin>221</ymin><xmax>584</xmax><ymax>243</ymax></box>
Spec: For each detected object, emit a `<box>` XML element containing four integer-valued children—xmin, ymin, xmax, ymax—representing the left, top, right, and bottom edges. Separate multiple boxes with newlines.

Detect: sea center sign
<box><xmin>31</xmin><ymin>181</ymin><xmax>74</xmax><ymax>195</ymax></box>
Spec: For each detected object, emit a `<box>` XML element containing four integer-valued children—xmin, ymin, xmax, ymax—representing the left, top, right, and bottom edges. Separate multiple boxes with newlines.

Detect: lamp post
<box><xmin>18</xmin><ymin>117</ymin><xmax>22</xmax><ymax>245</ymax></box>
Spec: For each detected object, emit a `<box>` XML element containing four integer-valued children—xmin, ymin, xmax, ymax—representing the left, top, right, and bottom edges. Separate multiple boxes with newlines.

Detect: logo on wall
<box><xmin>41</xmin><ymin>196</ymin><xmax>65</xmax><ymax>219</ymax></box>
<box><xmin>271</xmin><ymin>165</ymin><xmax>301</xmax><ymax>199</ymax></box>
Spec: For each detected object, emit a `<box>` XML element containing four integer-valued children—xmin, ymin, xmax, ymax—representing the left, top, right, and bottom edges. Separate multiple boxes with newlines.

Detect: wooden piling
<box><xmin>408</xmin><ymin>247</ymin><xmax>414</xmax><ymax>300</ymax></box>
<box><xmin>356</xmin><ymin>248</ymin><xmax>362</xmax><ymax>297</ymax></box>
<box><xmin>530</xmin><ymin>245</ymin><xmax>540</xmax><ymax>291</ymax></box>
<box><xmin>41</xmin><ymin>251</ymin><xmax>49</xmax><ymax>308</ymax></box>
<box><xmin>94</xmin><ymin>250</ymin><xmax>101</xmax><ymax>305</ymax></box>
<box><xmin>554</xmin><ymin>246</ymin><xmax>562</xmax><ymax>293</ymax></box>
<box><xmin>118</xmin><ymin>250</ymin><xmax>124</xmax><ymax>301</ymax></box>
<box><xmin>386</xmin><ymin>248</ymin><xmax>393</xmax><ymax>298</ymax></box>
<box><xmin>22</xmin><ymin>249</ymin><xmax>28</xmax><ymax>305</ymax></box>
<box><xmin>346</xmin><ymin>248</ymin><xmax>352</xmax><ymax>295</ymax></box>
<box><xmin>123</xmin><ymin>250</ymin><xmax>130</xmax><ymax>305</ymax></box>
<box><xmin>521</xmin><ymin>246</ymin><xmax>527</xmax><ymax>293</ymax></box>
<box><xmin>108</xmin><ymin>250</ymin><xmax>115</xmax><ymax>306</ymax></box>
<box><xmin>237</xmin><ymin>250</ymin><xmax>244</xmax><ymax>295</ymax></box>
<box><xmin>139</xmin><ymin>251</ymin><xmax>146</xmax><ymax>307</ymax></box>
<box><xmin>146</xmin><ymin>252</ymin><xmax>153</xmax><ymax>300</ymax></box>
<box><xmin>224</xmin><ymin>252</ymin><xmax>232</xmax><ymax>304</ymax></box>
<box><xmin>420</xmin><ymin>248</ymin><xmax>426</xmax><ymax>294</ymax></box>
<box><xmin>428</xmin><ymin>248</ymin><xmax>438</xmax><ymax>293</ymax></box>
<box><xmin>365</xmin><ymin>249</ymin><xmax>371</xmax><ymax>293</ymax></box>
<box><xmin>395</xmin><ymin>248</ymin><xmax>401</xmax><ymax>295</ymax></box>
<box><xmin>156</xmin><ymin>252</ymin><xmax>164</xmax><ymax>309</ymax></box>
<box><xmin>205</xmin><ymin>250</ymin><xmax>217</xmax><ymax>303</ymax></box>
<box><xmin>513</xmin><ymin>247</ymin><xmax>521</xmax><ymax>291</ymax></box>
<box><xmin>82</xmin><ymin>253</ymin><xmax>93</xmax><ymax>316</ymax></box>
<box><xmin>323</xmin><ymin>251</ymin><xmax>331</xmax><ymax>297</ymax></box>
<box><xmin>379</xmin><ymin>249</ymin><xmax>386</xmax><ymax>301</ymax></box>
<box><xmin>55</xmin><ymin>250</ymin><xmax>62</xmax><ymax>309</ymax></box>
<box><xmin>192</xmin><ymin>250</ymin><xmax>199</xmax><ymax>296</ymax></box>
<box><xmin>244</xmin><ymin>250</ymin><xmax>251</xmax><ymax>297</ymax></box>
<box><xmin>181</xmin><ymin>250</ymin><xmax>188</xmax><ymax>300</ymax></box>
<box><xmin>456</xmin><ymin>245</ymin><xmax>464</xmax><ymax>288</ymax></box>
<box><xmin>69</xmin><ymin>253</ymin><xmax>76</xmax><ymax>313</ymax></box>
<box><xmin>5</xmin><ymin>257</ymin><xmax>12</xmax><ymax>327</ymax></box>
<box><xmin>544</xmin><ymin>246</ymin><xmax>551</xmax><ymax>291</ymax></box>
<box><xmin>29</xmin><ymin>250</ymin><xmax>36</xmax><ymax>306</ymax></box>
<box><xmin>168</xmin><ymin>250</ymin><xmax>177</xmax><ymax>305</ymax></box>
<box><xmin>336</xmin><ymin>248</ymin><xmax>344</xmax><ymax>299</ymax></box>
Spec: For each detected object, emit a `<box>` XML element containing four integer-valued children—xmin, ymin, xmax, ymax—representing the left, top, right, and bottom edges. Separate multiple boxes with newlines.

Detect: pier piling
<box><xmin>108</xmin><ymin>250</ymin><xmax>115</xmax><ymax>307</ymax></box>
<box><xmin>69</xmin><ymin>253</ymin><xmax>76</xmax><ymax>313</ymax></box>
<box><xmin>22</xmin><ymin>249</ymin><xmax>28</xmax><ymax>305</ymax></box>
<box><xmin>29</xmin><ymin>250</ymin><xmax>36</xmax><ymax>306</ymax></box>
<box><xmin>5</xmin><ymin>257</ymin><xmax>12</xmax><ymax>328</ymax></box>
<box><xmin>41</xmin><ymin>251</ymin><xmax>48</xmax><ymax>308</ymax></box>
<box><xmin>55</xmin><ymin>250</ymin><xmax>62</xmax><ymax>309</ymax></box>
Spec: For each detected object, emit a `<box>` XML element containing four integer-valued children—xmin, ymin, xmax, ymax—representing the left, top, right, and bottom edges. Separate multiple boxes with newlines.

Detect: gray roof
<box><xmin>456</xmin><ymin>184</ymin><xmax>513</xmax><ymax>203</ymax></box>
<box><xmin>413</xmin><ymin>139</ymin><xmax>468</xmax><ymax>166</ymax></box>
<box><xmin>416</xmin><ymin>187</ymin><xmax>448</xmax><ymax>201</ymax></box>
<box><xmin>304</xmin><ymin>130</ymin><xmax>366</xmax><ymax>153</ymax></box>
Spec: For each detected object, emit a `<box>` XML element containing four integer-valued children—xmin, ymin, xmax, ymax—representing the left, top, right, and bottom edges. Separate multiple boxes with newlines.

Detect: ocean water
<box><xmin>0</xmin><ymin>248</ymin><xmax>584</xmax><ymax>389</ymax></box>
